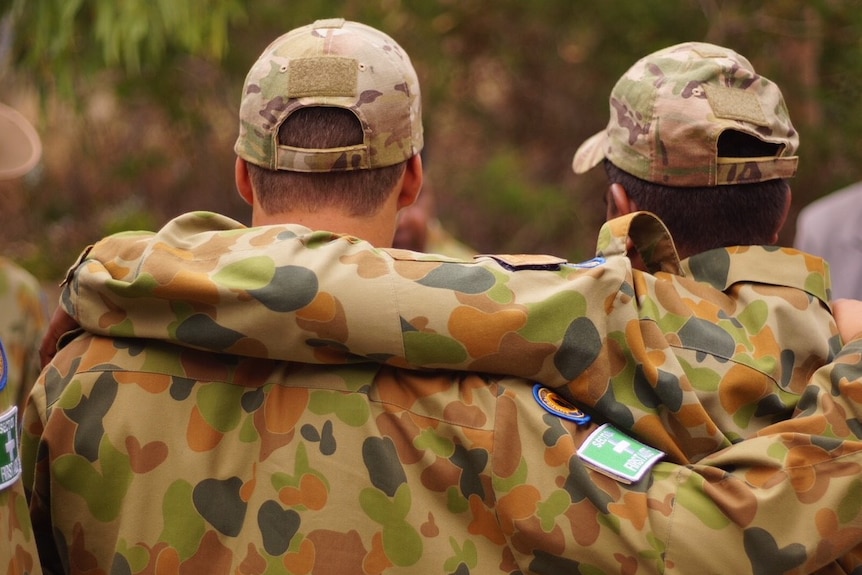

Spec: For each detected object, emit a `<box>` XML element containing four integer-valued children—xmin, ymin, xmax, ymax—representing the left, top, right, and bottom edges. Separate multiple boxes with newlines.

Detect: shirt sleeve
<box><xmin>493</xmin><ymin>344</ymin><xmax>862</xmax><ymax>574</ymax></box>
<box><xmin>20</xmin><ymin>360</ymin><xmax>64</xmax><ymax>575</ymax></box>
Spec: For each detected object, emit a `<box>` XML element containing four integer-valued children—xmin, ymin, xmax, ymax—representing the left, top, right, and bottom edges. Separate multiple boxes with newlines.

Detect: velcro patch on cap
<box><xmin>288</xmin><ymin>57</ymin><xmax>358</xmax><ymax>98</ymax></box>
<box><xmin>704</xmin><ymin>84</ymin><xmax>768</xmax><ymax>127</ymax></box>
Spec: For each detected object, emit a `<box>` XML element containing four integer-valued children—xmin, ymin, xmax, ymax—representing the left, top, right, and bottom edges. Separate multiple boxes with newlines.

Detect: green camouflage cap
<box><xmin>234</xmin><ymin>18</ymin><xmax>423</xmax><ymax>172</ymax></box>
<box><xmin>572</xmin><ymin>42</ymin><xmax>798</xmax><ymax>187</ymax></box>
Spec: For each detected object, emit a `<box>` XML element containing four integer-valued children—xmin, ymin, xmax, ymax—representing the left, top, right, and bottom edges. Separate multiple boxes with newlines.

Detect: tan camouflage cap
<box><xmin>235</xmin><ymin>18</ymin><xmax>423</xmax><ymax>173</ymax></box>
<box><xmin>0</xmin><ymin>102</ymin><xmax>42</xmax><ymax>180</ymax></box>
<box><xmin>572</xmin><ymin>42</ymin><xmax>798</xmax><ymax>187</ymax></box>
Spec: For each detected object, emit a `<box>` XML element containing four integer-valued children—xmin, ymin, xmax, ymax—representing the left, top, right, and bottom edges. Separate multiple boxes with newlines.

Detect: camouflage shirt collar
<box><xmin>683</xmin><ymin>246</ymin><xmax>832</xmax><ymax>305</ymax></box>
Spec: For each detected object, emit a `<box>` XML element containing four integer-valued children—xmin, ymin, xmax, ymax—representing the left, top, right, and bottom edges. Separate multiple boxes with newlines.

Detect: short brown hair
<box><xmin>246</xmin><ymin>107</ymin><xmax>407</xmax><ymax>217</ymax></box>
<box><xmin>604</xmin><ymin>160</ymin><xmax>790</xmax><ymax>255</ymax></box>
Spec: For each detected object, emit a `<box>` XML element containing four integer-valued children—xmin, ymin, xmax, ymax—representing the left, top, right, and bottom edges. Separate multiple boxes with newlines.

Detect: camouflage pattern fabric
<box><xmin>572</xmin><ymin>42</ymin><xmax>799</xmax><ymax>187</ymax></box>
<box><xmin>0</xmin><ymin>257</ymin><xmax>48</xmax><ymax>412</ymax></box>
<box><xmin>18</xmin><ymin>209</ymin><xmax>862</xmax><ymax>573</ymax></box>
<box><xmin>59</xmin><ymin>210</ymin><xmax>839</xmax><ymax>466</ymax></box>
<box><xmin>21</xmin><ymin>310</ymin><xmax>862</xmax><ymax>573</ymax></box>
<box><xmin>0</xmin><ymin>258</ymin><xmax>47</xmax><ymax>574</ymax></box>
<box><xmin>235</xmin><ymin>18</ymin><xmax>423</xmax><ymax>173</ymax></box>
<box><xmin>0</xmin><ymin>337</ymin><xmax>41</xmax><ymax>574</ymax></box>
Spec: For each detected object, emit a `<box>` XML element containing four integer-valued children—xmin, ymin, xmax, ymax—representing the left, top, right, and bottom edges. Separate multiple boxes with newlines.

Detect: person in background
<box><xmin>794</xmin><ymin>181</ymin><xmax>862</xmax><ymax>299</ymax></box>
<box><xmin>0</xmin><ymin>102</ymin><xmax>49</xmax><ymax>413</ymax></box>
<box><xmin>393</xmin><ymin>162</ymin><xmax>476</xmax><ymax>259</ymax></box>
<box><xmin>0</xmin><ymin>99</ymin><xmax>47</xmax><ymax>574</ymax></box>
<box><xmin>32</xmin><ymin>35</ymin><xmax>862</xmax><ymax>573</ymax></box>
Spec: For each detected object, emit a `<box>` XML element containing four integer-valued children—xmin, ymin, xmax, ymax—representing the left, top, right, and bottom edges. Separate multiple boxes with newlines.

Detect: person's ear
<box><xmin>397</xmin><ymin>154</ymin><xmax>424</xmax><ymax>210</ymax></box>
<box><xmin>235</xmin><ymin>157</ymin><xmax>254</xmax><ymax>206</ymax></box>
<box><xmin>607</xmin><ymin>183</ymin><xmax>637</xmax><ymax>218</ymax></box>
<box><xmin>771</xmin><ymin>185</ymin><xmax>792</xmax><ymax>244</ymax></box>
<box><xmin>607</xmin><ymin>182</ymin><xmax>641</xmax><ymax>261</ymax></box>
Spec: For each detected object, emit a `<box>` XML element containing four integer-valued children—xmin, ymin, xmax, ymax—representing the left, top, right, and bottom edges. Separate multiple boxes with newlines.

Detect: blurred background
<box><xmin>1</xmin><ymin>0</ymin><xmax>861</xmax><ymax>287</ymax></box>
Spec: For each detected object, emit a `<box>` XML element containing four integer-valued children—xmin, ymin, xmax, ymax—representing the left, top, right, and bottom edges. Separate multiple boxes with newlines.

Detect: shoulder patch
<box><xmin>532</xmin><ymin>384</ymin><xmax>591</xmax><ymax>424</ymax></box>
<box><xmin>0</xmin><ymin>406</ymin><xmax>20</xmax><ymax>490</ymax></box>
<box><xmin>577</xmin><ymin>423</ymin><xmax>664</xmax><ymax>484</ymax></box>
<box><xmin>0</xmin><ymin>341</ymin><xmax>20</xmax><ymax>490</ymax></box>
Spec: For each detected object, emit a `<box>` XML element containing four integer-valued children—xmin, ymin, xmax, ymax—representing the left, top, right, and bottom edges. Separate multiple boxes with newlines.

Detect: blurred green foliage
<box><xmin>3</xmin><ymin>0</ymin><xmax>245</xmax><ymax>96</ymax></box>
<box><xmin>2</xmin><ymin>0</ymin><xmax>862</xmax><ymax>284</ymax></box>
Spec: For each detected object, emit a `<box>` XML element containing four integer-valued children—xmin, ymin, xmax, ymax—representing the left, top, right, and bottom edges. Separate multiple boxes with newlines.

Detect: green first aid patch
<box><xmin>0</xmin><ymin>406</ymin><xmax>21</xmax><ymax>490</ymax></box>
<box><xmin>577</xmin><ymin>423</ymin><xmax>664</xmax><ymax>484</ymax></box>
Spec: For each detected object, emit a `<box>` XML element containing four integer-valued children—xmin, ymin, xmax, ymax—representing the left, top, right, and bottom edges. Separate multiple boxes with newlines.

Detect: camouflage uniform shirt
<box><xmin>0</xmin><ymin>339</ymin><xmax>41</xmax><ymax>574</ymax></box>
<box><xmin>22</xmin><ymin>307</ymin><xmax>862</xmax><ymax>574</ymax></box>
<box><xmin>57</xmin><ymin>211</ymin><xmax>840</xmax><ymax>465</ymax></box>
<box><xmin>22</xmin><ymin>210</ymin><xmax>862</xmax><ymax>574</ymax></box>
<box><xmin>0</xmin><ymin>257</ymin><xmax>46</xmax><ymax>575</ymax></box>
<box><xmin>0</xmin><ymin>257</ymin><xmax>48</xmax><ymax>412</ymax></box>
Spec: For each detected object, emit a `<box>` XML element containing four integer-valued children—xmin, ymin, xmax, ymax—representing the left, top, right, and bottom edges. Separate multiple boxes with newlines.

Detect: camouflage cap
<box><xmin>0</xmin><ymin>102</ymin><xmax>42</xmax><ymax>180</ymax></box>
<box><xmin>234</xmin><ymin>18</ymin><xmax>423</xmax><ymax>173</ymax></box>
<box><xmin>572</xmin><ymin>42</ymin><xmax>798</xmax><ymax>187</ymax></box>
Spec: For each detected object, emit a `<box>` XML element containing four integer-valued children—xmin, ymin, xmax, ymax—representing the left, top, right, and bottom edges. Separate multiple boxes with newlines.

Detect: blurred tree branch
<box><xmin>0</xmin><ymin>0</ymin><xmax>246</xmax><ymax>99</ymax></box>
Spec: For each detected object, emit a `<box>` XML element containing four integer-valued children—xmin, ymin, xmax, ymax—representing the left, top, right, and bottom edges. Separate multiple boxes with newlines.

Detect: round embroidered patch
<box><xmin>532</xmin><ymin>384</ymin><xmax>591</xmax><ymax>424</ymax></box>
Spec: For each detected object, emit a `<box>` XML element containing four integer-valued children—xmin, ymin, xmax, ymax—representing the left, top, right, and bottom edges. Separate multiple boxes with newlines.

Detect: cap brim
<box><xmin>0</xmin><ymin>103</ymin><xmax>42</xmax><ymax>180</ymax></box>
<box><xmin>571</xmin><ymin>130</ymin><xmax>608</xmax><ymax>175</ymax></box>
